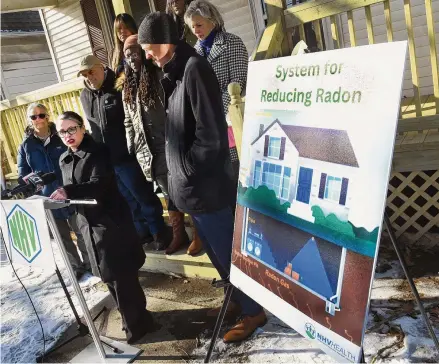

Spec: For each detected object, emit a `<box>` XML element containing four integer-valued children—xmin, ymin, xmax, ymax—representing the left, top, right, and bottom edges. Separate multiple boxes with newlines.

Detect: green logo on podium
<box><xmin>7</xmin><ymin>205</ymin><xmax>42</xmax><ymax>263</ymax></box>
<box><xmin>305</xmin><ymin>323</ymin><xmax>316</xmax><ymax>339</ymax></box>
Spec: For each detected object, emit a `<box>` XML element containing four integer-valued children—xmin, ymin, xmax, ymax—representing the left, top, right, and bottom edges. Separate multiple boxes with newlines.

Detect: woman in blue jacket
<box><xmin>17</xmin><ymin>103</ymin><xmax>91</xmax><ymax>279</ymax></box>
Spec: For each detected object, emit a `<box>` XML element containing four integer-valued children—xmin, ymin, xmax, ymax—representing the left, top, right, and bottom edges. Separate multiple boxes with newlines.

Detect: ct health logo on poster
<box><xmin>7</xmin><ymin>204</ymin><xmax>42</xmax><ymax>263</ymax></box>
<box><xmin>305</xmin><ymin>322</ymin><xmax>356</xmax><ymax>362</ymax></box>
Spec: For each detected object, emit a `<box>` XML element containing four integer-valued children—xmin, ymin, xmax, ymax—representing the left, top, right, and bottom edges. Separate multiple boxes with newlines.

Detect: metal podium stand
<box><xmin>43</xmin><ymin>198</ymin><xmax>142</xmax><ymax>363</ymax></box>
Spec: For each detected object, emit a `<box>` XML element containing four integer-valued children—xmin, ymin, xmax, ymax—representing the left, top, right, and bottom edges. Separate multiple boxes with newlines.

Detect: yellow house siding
<box><xmin>210</xmin><ymin>0</ymin><xmax>257</xmax><ymax>54</ymax></box>
<box><xmin>42</xmin><ymin>0</ymin><xmax>93</xmax><ymax>81</ymax></box>
<box><xmin>1</xmin><ymin>34</ymin><xmax>58</xmax><ymax>99</ymax></box>
<box><xmin>339</xmin><ymin>0</ymin><xmax>439</xmax><ymax>98</ymax></box>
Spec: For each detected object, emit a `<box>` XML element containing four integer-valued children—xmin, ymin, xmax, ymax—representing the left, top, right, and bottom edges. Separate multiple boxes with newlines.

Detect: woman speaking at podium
<box><xmin>50</xmin><ymin>111</ymin><xmax>154</xmax><ymax>344</ymax></box>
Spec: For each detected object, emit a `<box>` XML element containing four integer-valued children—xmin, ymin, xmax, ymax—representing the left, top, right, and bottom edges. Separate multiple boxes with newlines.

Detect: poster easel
<box><xmin>203</xmin><ymin>212</ymin><xmax>439</xmax><ymax>363</ymax></box>
<box><xmin>205</xmin><ymin>41</ymin><xmax>439</xmax><ymax>362</ymax></box>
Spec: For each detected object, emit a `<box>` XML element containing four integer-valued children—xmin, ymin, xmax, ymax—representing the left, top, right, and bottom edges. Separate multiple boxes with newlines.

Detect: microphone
<box><xmin>1</xmin><ymin>172</ymin><xmax>57</xmax><ymax>200</ymax></box>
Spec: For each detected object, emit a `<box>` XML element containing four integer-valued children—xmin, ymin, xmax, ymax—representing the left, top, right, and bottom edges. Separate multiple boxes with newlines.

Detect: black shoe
<box><xmin>152</xmin><ymin>226</ymin><xmax>172</xmax><ymax>251</ymax></box>
<box><xmin>75</xmin><ymin>270</ymin><xmax>85</xmax><ymax>280</ymax></box>
<box><xmin>126</xmin><ymin>311</ymin><xmax>156</xmax><ymax>344</ymax></box>
<box><xmin>141</xmin><ymin>234</ymin><xmax>154</xmax><ymax>246</ymax></box>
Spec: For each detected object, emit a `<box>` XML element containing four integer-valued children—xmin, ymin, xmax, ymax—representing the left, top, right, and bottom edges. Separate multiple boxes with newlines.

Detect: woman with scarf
<box><xmin>185</xmin><ymin>0</ymin><xmax>248</xmax><ymax>208</ymax></box>
<box><xmin>119</xmin><ymin>35</ymin><xmax>203</xmax><ymax>256</ymax></box>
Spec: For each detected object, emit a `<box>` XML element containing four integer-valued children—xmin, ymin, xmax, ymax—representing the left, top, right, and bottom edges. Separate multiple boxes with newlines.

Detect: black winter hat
<box><xmin>138</xmin><ymin>12</ymin><xmax>179</xmax><ymax>45</ymax></box>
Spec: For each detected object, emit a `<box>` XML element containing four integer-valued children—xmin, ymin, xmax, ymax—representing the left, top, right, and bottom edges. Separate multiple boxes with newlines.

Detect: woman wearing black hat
<box><xmin>120</xmin><ymin>34</ymin><xmax>195</xmax><ymax>255</ymax></box>
<box><xmin>50</xmin><ymin>111</ymin><xmax>154</xmax><ymax>344</ymax></box>
<box><xmin>138</xmin><ymin>12</ymin><xmax>266</xmax><ymax>343</ymax></box>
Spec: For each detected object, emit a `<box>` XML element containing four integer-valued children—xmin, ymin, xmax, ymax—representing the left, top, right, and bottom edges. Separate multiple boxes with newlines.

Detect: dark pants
<box><xmin>56</xmin><ymin>216</ymin><xmax>90</xmax><ymax>273</ymax></box>
<box><xmin>106</xmin><ymin>270</ymin><xmax>150</xmax><ymax>341</ymax></box>
<box><xmin>114</xmin><ymin>160</ymin><xmax>164</xmax><ymax>236</ymax></box>
<box><xmin>191</xmin><ymin>207</ymin><xmax>262</xmax><ymax>316</ymax></box>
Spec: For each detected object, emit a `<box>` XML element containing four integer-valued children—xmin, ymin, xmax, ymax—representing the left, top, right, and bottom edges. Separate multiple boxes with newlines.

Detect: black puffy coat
<box><xmin>80</xmin><ymin>68</ymin><xmax>132</xmax><ymax>165</ymax></box>
<box><xmin>59</xmin><ymin>134</ymin><xmax>145</xmax><ymax>282</ymax></box>
<box><xmin>160</xmin><ymin>41</ymin><xmax>234</xmax><ymax>214</ymax></box>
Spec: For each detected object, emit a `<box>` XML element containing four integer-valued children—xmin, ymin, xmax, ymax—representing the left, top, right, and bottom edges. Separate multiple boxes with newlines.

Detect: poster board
<box><xmin>0</xmin><ymin>199</ymin><xmax>55</xmax><ymax>271</ymax></box>
<box><xmin>230</xmin><ymin>42</ymin><xmax>407</xmax><ymax>362</ymax></box>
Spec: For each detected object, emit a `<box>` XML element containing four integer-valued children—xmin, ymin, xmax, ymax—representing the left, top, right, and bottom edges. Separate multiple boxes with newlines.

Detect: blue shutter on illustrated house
<box><xmin>318</xmin><ymin>173</ymin><xmax>327</xmax><ymax>199</ymax></box>
<box><xmin>264</xmin><ymin>135</ymin><xmax>269</xmax><ymax>156</ymax></box>
<box><xmin>339</xmin><ymin>178</ymin><xmax>349</xmax><ymax>205</ymax></box>
<box><xmin>279</xmin><ymin>137</ymin><xmax>286</xmax><ymax>160</ymax></box>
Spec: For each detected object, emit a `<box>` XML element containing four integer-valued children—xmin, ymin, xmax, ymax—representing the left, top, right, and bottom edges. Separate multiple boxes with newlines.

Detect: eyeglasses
<box><xmin>30</xmin><ymin>113</ymin><xmax>47</xmax><ymax>120</ymax></box>
<box><xmin>58</xmin><ymin>126</ymin><xmax>81</xmax><ymax>137</ymax></box>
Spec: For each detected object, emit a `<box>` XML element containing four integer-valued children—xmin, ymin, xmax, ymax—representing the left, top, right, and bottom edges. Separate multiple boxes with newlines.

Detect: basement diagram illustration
<box><xmin>241</xmin><ymin>208</ymin><xmax>346</xmax><ymax>315</ymax></box>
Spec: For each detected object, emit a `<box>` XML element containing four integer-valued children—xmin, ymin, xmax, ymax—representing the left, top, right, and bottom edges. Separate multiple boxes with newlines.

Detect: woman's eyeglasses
<box><xmin>58</xmin><ymin>126</ymin><xmax>81</xmax><ymax>137</ymax></box>
<box><xmin>30</xmin><ymin>113</ymin><xmax>47</xmax><ymax>120</ymax></box>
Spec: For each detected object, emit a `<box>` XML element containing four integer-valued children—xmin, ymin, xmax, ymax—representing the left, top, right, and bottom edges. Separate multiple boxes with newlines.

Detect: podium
<box><xmin>1</xmin><ymin>197</ymin><xmax>143</xmax><ymax>363</ymax></box>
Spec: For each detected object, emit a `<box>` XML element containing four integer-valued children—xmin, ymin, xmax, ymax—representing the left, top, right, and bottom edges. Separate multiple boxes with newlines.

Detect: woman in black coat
<box><xmin>50</xmin><ymin>111</ymin><xmax>154</xmax><ymax>344</ymax></box>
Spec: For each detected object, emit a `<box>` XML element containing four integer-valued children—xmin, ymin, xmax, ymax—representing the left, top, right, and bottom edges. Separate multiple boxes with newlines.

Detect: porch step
<box><xmin>141</xmin><ymin>241</ymin><xmax>220</xmax><ymax>280</ymax></box>
<box><xmin>144</xmin><ymin>195</ymin><xmax>219</xmax><ymax>279</ymax></box>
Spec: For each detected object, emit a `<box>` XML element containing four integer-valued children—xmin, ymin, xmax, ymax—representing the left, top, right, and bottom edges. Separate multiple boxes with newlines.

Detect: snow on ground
<box><xmin>0</xmin><ymin>242</ymin><xmax>109</xmax><ymax>364</ymax></box>
<box><xmin>194</xmin><ymin>310</ymin><xmax>439</xmax><ymax>363</ymax></box>
<box><xmin>364</xmin><ymin>315</ymin><xmax>439</xmax><ymax>363</ymax></box>
<box><xmin>193</xmin><ymin>261</ymin><xmax>439</xmax><ymax>363</ymax></box>
<box><xmin>195</xmin><ymin>312</ymin><xmax>333</xmax><ymax>363</ymax></box>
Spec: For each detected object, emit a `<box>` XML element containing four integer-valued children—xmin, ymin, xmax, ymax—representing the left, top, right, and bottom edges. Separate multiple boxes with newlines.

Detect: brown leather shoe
<box><xmin>187</xmin><ymin>223</ymin><xmax>203</xmax><ymax>256</ymax></box>
<box><xmin>223</xmin><ymin>310</ymin><xmax>267</xmax><ymax>343</ymax></box>
<box><xmin>207</xmin><ymin>301</ymin><xmax>241</xmax><ymax>319</ymax></box>
<box><xmin>165</xmin><ymin>211</ymin><xmax>190</xmax><ymax>255</ymax></box>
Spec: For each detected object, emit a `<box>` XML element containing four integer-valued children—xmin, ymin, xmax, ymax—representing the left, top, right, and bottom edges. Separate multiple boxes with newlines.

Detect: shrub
<box><xmin>243</xmin><ymin>185</ymin><xmax>290</xmax><ymax>213</ymax></box>
<box><xmin>349</xmin><ymin>224</ymin><xmax>379</xmax><ymax>243</ymax></box>
<box><xmin>311</xmin><ymin>205</ymin><xmax>355</xmax><ymax>238</ymax></box>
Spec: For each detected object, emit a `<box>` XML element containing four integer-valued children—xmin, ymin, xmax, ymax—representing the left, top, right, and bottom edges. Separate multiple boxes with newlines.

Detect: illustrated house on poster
<box><xmin>249</xmin><ymin>120</ymin><xmax>359</xmax><ymax>223</ymax></box>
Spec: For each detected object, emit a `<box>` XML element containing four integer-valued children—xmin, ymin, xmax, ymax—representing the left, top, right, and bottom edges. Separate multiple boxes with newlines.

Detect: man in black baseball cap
<box><xmin>138</xmin><ymin>12</ymin><xmax>267</xmax><ymax>343</ymax></box>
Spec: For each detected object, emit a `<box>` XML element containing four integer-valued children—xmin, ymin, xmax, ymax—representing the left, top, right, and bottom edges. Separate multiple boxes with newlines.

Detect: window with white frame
<box><xmin>324</xmin><ymin>176</ymin><xmax>342</xmax><ymax>202</ymax></box>
<box><xmin>268</xmin><ymin>137</ymin><xmax>281</xmax><ymax>159</ymax></box>
<box><xmin>262</xmin><ymin>162</ymin><xmax>282</xmax><ymax>197</ymax></box>
<box><xmin>281</xmin><ymin>167</ymin><xmax>291</xmax><ymax>200</ymax></box>
<box><xmin>253</xmin><ymin>161</ymin><xmax>262</xmax><ymax>187</ymax></box>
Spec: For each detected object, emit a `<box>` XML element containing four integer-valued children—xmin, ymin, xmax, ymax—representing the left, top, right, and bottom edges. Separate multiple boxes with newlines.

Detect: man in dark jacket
<box><xmin>138</xmin><ymin>12</ymin><xmax>267</xmax><ymax>343</ymax></box>
<box><xmin>78</xmin><ymin>55</ymin><xmax>170</xmax><ymax>249</ymax></box>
